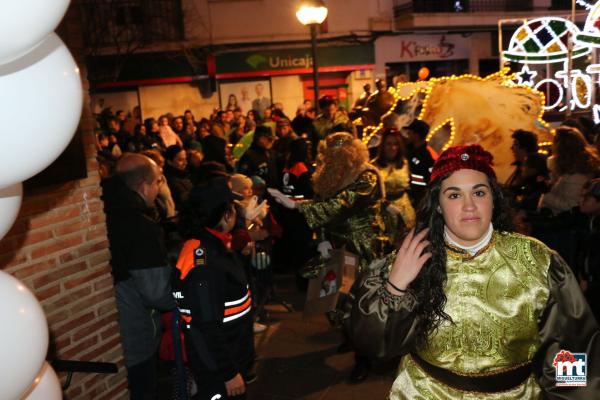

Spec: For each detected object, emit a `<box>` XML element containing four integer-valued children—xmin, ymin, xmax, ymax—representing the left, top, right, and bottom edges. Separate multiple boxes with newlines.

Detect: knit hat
<box><xmin>430</xmin><ymin>144</ymin><xmax>496</xmax><ymax>183</ymax></box>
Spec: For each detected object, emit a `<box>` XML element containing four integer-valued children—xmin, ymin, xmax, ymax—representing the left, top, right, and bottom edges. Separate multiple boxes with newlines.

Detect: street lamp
<box><xmin>296</xmin><ymin>0</ymin><xmax>328</xmax><ymax>112</ymax></box>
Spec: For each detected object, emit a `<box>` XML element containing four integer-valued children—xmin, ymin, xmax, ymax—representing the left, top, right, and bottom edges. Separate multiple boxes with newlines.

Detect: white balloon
<box><xmin>0</xmin><ymin>33</ymin><xmax>82</xmax><ymax>189</ymax></box>
<box><xmin>22</xmin><ymin>362</ymin><xmax>62</xmax><ymax>400</ymax></box>
<box><xmin>0</xmin><ymin>0</ymin><xmax>70</xmax><ymax>65</ymax></box>
<box><xmin>0</xmin><ymin>271</ymin><xmax>49</xmax><ymax>400</ymax></box>
<box><xmin>0</xmin><ymin>183</ymin><xmax>22</xmax><ymax>240</ymax></box>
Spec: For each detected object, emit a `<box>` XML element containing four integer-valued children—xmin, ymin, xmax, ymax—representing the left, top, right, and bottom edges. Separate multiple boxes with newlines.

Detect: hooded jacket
<box><xmin>173</xmin><ymin>229</ymin><xmax>254</xmax><ymax>381</ymax></box>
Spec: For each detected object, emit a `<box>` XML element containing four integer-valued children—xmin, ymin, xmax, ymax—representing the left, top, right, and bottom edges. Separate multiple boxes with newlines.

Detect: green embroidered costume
<box><xmin>297</xmin><ymin>168</ymin><xmax>386</xmax><ymax>274</ymax></box>
<box><xmin>352</xmin><ymin>231</ymin><xmax>600</xmax><ymax>399</ymax></box>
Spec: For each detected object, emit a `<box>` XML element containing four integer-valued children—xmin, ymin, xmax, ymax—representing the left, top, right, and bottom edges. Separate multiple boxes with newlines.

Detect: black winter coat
<box><xmin>173</xmin><ymin>230</ymin><xmax>255</xmax><ymax>381</ymax></box>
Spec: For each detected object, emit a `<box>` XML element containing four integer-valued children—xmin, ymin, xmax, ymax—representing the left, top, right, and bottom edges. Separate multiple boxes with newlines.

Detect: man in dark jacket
<box><xmin>404</xmin><ymin>119</ymin><xmax>438</xmax><ymax>207</ymax></box>
<box><xmin>101</xmin><ymin>153</ymin><xmax>175</xmax><ymax>400</ymax></box>
<box><xmin>237</xmin><ymin>125</ymin><xmax>278</xmax><ymax>186</ymax></box>
<box><xmin>174</xmin><ymin>178</ymin><xmax>254</xmax><ymax>399</ymax></box>
<box><xmin>506</xmin><ymin>129</ymin><xmax>539</xmax><ymax>196</ymax></box>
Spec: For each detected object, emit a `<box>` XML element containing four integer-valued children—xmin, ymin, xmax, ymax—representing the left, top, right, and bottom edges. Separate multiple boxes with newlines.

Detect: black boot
<box><xmin>349</xmin><ymin>356</ymin><xmax>371</xmax><ymax>383</ymax></box>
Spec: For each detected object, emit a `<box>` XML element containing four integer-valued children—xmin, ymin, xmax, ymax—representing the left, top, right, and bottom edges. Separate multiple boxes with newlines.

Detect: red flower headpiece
<box><xmin>430</xmin><ymin>144</ymin><xmax>496</xmax><ymax>183</ymax></box>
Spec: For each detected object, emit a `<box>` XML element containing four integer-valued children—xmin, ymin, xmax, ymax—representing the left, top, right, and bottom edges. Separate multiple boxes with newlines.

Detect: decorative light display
<box><xmin>503</xmin><ymin>18</ymin><xmax>590</xmax><ymax>63</ymax></box>
<box><xmin>576</xmin><ymin>1</ymin><xmax>595</xmax><ymax>11</ymax></box>
<box><xmin>425</xmin><ymin>117</ymin><xmax>456</xmax><ymax>152</ymax></box>
<box><xmin>361</xmin><ymin>86</ymin><xmax>428</xmax><ymax>145</ymax></box>
<box><xmin>503</xmin><ymin>4</ymin><xmax>600</xmax><ymax>114</ymax></box>
<box><xmin>516</xmin><ymin>65</ymin><xmax>538</xmax><ymax>85</ymax></box>
<box><xmin>577</xmin><ymin>1</ymin><xmax>600</xmax><ymax>44</ymax></box>
<box><xmin>360</xmin><ymin>69</ymin><xmax>551</xmax><ymax>154</ymax></box>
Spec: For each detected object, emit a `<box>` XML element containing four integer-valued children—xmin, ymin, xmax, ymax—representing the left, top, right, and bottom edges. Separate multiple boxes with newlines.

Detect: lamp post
<box><xmin>296</xmin><ymin>0</ymin><xmax>328</xmax><ymax>112</ymax></box>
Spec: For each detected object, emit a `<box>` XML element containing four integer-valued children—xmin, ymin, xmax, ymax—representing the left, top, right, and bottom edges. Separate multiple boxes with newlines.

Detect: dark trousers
<box><xmin>127</xmin><ymin>354</ymin><xmax>158</xmax><ymax>400</ymax></box>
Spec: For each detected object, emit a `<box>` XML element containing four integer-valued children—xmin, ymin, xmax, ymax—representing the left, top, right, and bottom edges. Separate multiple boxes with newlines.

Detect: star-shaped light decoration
<box><xmin>516</xmin><ymin>65</ymin><xmax>538</xmax><ymax>85</ymax></box>
<box><xmin>576</xmin><ymin>0</ymin><xmax>594</xmax><ymax>10</ymax></box>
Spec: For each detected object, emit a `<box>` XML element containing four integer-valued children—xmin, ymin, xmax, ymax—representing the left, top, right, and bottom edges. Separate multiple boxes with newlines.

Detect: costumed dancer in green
<box><xmin>268</xmin><ymin>131</ymin><xmax>388</xmax><ymax>382</ymax></box>
<box><xmin>351</xmin><ymin>144</ymin><xmax>599</xmax><ymax>399</ymax></box>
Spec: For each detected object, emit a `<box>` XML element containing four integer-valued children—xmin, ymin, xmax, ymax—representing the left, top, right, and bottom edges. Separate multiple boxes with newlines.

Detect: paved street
<box><xmin>247</xmin><ymin>275</ymin><xmax>395</xmax><ymax>400</ymax></box>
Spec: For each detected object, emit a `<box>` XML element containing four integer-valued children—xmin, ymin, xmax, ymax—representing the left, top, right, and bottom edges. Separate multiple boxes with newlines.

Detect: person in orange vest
<box><xmin>173</xmin><ymin>177</ymin><xmax>255</xmax><ymax>399</ymax></box>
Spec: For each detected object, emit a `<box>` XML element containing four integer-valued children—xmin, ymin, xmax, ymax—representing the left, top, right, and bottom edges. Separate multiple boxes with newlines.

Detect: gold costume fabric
<box><xmin>378</xmin><ymin>163</ymin><xmax>416</xmax><ymax>232</ymax></box>
<box><xmin>297</xmin><ymin>169</ymin><xmax>386</xmax><ymax>271</ymax></box>
<box><xmin>352</xmin><ymin>232</ymin><xmax>600</xmax><ymax>399</ymax></box>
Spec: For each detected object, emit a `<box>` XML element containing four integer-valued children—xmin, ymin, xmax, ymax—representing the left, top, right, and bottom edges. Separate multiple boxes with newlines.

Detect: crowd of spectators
<box><xmin>96</xmin><ymin>97</ymin><xmax>600</xmax><ymax>398</ymax></box>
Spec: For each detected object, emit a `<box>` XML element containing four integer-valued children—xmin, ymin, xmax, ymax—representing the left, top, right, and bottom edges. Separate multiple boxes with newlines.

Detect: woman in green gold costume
<box><xmin>268</xmin><ymin>131</ymin><xmax>387</xmax><ymax>382</ymax></box>
<box><xmin>352</xmin><ymin>144</ymin><xmax>599</xmax><ymax>399</ymax></box>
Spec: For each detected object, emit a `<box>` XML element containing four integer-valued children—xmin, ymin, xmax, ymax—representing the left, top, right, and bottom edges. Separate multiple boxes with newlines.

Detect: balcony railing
<box><xmin>394</xmin><ymin>0</ymin><xmax>534</xmax><ymax>15</ymax></box>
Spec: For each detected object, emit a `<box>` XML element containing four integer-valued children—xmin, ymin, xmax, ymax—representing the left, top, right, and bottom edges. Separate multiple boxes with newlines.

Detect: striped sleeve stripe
<box><xmin>224</xmin><ymin>287</ymin><xmax>251</xmax><ymax>306</ymax></box>
<box><xmin>223</xmin><ymin>300</ymin><xmax>252</xmax><ymax>323</ymax></box>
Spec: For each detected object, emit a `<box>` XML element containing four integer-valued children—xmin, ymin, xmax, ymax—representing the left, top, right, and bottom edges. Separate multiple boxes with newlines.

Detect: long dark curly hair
<box><xmin>373</xmin><ymin>128</ymin><xmax>407</xmax><ymax>169</ymax></box>
<box><xmin>409</xmin><ymin>172</ymin><xmax>515</xmax><ymax>349</ymax></box>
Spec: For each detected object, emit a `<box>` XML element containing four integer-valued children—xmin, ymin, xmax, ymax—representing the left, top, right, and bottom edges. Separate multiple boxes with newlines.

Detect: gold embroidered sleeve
<box><xmin>536</xmin><ymin>252</ymin><xmax>600</xmax><ymax>398</ymax></box>
<box><xmin>297</xmin><ymin>171</ymin><xmax>379</xmax><ymax>230</ymax></box>
<box><xmin>350</xmin><ymin>252</ymin><xmax>420</xmax><ymax>359</ymax></box>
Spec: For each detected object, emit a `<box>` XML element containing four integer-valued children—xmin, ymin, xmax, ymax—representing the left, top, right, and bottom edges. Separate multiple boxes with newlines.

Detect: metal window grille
<box><xmin>81</xmin><ymin>0</ymin><xmax>183</xmax><ymax>47</ymax></box>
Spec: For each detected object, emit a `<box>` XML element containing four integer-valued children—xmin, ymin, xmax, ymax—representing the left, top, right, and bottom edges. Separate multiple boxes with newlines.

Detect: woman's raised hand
<box><xmin>387</xmin><ymin>229</ymin><xmax>432</xmax><ymax>295</ymax></box>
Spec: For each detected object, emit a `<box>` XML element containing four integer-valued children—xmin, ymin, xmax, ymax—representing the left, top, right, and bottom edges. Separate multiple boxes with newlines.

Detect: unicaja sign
<box><xmin>553</xmin><ymin>350</ymin><xmax>587</xmax><ymax>387</ymax></box>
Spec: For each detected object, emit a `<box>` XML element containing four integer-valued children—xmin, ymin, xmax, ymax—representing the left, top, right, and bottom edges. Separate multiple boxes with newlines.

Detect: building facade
<box><xmin>83</xmin><ymin>0</ymin><xmax>583</xmax><ymax>120</ymax></box>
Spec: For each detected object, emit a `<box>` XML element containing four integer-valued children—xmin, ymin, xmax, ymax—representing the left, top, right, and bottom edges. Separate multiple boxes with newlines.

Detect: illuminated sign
<box><xmin>502</xmin><ymin>1</ymin><xmax>600</xmax><ymax>122</ymax></box>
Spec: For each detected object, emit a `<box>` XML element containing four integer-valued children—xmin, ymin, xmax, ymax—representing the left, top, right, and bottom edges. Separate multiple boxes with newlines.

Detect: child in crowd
<box><xmin>230</xmin><ymin>174</ymin><xmax>282</xmax><ymax>332</ymax></box>
<box><xmin>96</xmin><ymin>132</ymin><xmax>122</xmax><ymax>177</ymax></box>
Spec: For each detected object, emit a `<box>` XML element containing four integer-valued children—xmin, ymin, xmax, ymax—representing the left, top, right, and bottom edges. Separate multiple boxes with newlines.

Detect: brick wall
<box><xmin>0</xmin><ymin>5</ymin><xmax>128</xmax><ymax>400</ymax></box>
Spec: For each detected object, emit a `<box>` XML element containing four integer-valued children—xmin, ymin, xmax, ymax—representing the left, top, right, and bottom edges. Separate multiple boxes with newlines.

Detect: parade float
<box><xmin>359</xmin><ymin>1</ymin><xmax>600</xmax><ymax>182</ymax></box>
<box><xmin>358</xmin><ymin>69</ymin><xmax>553</xmax><ymax>182</ymax></box>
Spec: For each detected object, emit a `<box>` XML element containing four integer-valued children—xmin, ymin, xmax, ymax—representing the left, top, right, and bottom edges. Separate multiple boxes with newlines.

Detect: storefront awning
<box><xmin>215</xmin><ymin>44</ymin><xmax>374</xmax><ymax>79</ymax></box>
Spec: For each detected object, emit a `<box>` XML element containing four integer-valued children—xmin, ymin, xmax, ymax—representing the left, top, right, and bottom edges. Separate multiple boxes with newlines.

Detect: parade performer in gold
<box><xmin>372</xmin><ymin>127</ymin><xmax>416</xmax><ymax>246</ymax></box>
<box><xmin>268</xmin><ymin>131</ymin><xmax>388</xmax><ymax>382</ymax></box>
<box><xmin>351</xmin><ymin>144</ymin><xmax>599</xmax><ymax>399</ymax></box>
